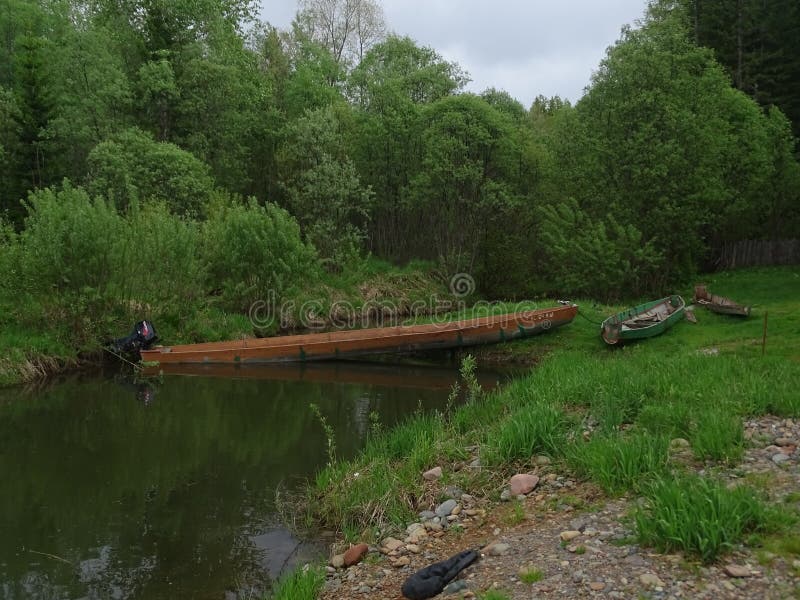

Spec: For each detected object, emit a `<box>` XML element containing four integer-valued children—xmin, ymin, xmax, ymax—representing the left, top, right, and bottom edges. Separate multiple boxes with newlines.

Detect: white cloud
<box><xmin>258</xmin><ymin>0</ymin><xmax>647</xmax><ymax>105</ymax></box>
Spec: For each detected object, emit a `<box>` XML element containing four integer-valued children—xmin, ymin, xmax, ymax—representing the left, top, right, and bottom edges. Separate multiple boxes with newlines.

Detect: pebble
<box><xmin>392</xmin><ymin>556</ymin><xmax>411</xmax><ymax>568</ymax></box>
<box><xmin>330</xmin><ymin>553</ymin><xmax>345</xmax><ymax>568</ymax></box>
<box><xmin>535</xmin><ymin>455</ymin><xmax>552</xmax><ymax>465</ymax></box>
<box><xmin>589</xmin><ymin>581</ymin><xmax>606</xmax><ymax>591</ymax></box>
<box><xmin>772</xmin><ymin>453</ymin><xmax>790</xmax><ymax>465</ymax></box>
<box><xmin>407</xmin><ymin>522</ymin><xmax>424</xmax><ymax>534</ymax></box>
<box><xmin>381</xmin><ymin>537</ymin><xmax>403</xmax><ymax>552</ymax></box>
<box><xmin>435</xmin><ymin>499</ymin><xmax>458</xmax><ymax>518</ymax></box>
<box><xmin>640</xmin><ymin>573</ymin><xmax>664</xmax><ymax>587</ymax></box>
<box><xmin>343</xmin><ymin>543</ymin><xmax>369</xmax><ymax>567</ymax></box>
<box><xmin>443</xmin><ymin>579</ymin><xmax>469</xmax><ymax>595</ymax></box>
<box><xmin>423</xmin><ymin>466</ymin><xmax>443</xmax><ymax>480</ymax></box>
<box><xmin>724</xmin><ymin>564</ymin><xmax>754</xmax><ymax>578</ymax></box>
<box><xmin>560</xmin><ymin>530</ymin><xmax>581</xmax><ymax>542</ymax></box>
<box><xmin>509</xmin><ymin>473</ymin><xmax>540</xmax><ymax>495</ymax></box>
<box><xmin>487</xmin><ymin>543</ymin><xmax>510</xmax><ymax>556</ymax></box>
<box><xmin>406</xmin><ymin>544</ymin><xmax>421</xmax><ymax>554</ymax></box>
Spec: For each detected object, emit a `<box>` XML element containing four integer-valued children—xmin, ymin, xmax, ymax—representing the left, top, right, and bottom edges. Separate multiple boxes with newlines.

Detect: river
<box><xmin>0</xmin><ymin>360</ymin><xmax>510</xmax><ymax>599</ymax></box>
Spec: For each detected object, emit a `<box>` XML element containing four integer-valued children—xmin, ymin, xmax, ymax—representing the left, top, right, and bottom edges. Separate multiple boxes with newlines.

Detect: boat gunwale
<box><xmin>142</xmin><ymin>305</ymin><xmax>578</xmax><ymax>359</ymax></box>
<box><xmin>600</xmin><ymin>295</ymin><xmax>686</xmax><ymax>345</ymax></box>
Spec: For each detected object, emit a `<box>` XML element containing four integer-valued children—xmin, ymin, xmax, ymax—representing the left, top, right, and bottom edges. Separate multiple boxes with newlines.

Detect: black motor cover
<box><xmin>111</xmin><ymin>320</ymin><xmax>158</xmax><ymax>354</ymax></box>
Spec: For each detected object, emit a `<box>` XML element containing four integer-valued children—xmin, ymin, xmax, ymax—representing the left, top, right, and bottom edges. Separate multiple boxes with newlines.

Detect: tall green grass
<box><xmin>568</xmin><ymin>433</ymin><xmax>670</xmax><ymax>494</ymax></box>
<box><xmin>269</xmin><ymin>566</ymin><xmax>325</xmax><ymax>600</ymax></box>
<box><xmin>635</xmin><ymin>475</ymin><xmax>790</xmax><ymax>563</ymax></box>
<box><xmin>487</xmin><ymin>402</ymin><xmax>570</xmax><ymax>463</ymax></box>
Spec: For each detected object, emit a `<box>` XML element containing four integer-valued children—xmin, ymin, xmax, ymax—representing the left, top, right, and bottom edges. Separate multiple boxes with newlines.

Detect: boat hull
<box><xmin>601</xmin><ymin>295</ymin><xmax>686</xmax><ymax>345</ymax></box>
<box><xmin>141</xmin><ymin>305</ymin><xmax>578</xmax><ymax>365</ymax></box>
<box><xmin>693</xmin><ymin>285</ymin><xmax>750</xmax><ymax>317</ymax></box>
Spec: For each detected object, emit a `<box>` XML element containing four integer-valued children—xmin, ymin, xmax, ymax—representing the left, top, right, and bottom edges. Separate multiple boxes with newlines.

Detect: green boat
<box><xmin>601</xmin><ymin>295</ymin><xmax>686</xmax><ymax>345</ymax></box>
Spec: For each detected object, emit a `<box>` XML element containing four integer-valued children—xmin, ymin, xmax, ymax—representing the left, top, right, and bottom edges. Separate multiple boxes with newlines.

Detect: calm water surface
<box><xmin>0</xmin><ymin>360</ymin><xmax>509</xmax><ymax>599</ymax></box>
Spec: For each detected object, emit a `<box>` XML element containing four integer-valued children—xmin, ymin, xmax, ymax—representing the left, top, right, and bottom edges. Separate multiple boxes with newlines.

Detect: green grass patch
<box><xmin>486</xmin><ymin>402</ymin><xmax>570</xmax><ymax>464</ymax></box>
<box><xmin>480</xmin><ymin>590</ymin><xmax>511</xmax><ymax>600</ymax></box>
<box><xmin>518</xmin><ymin>567</ymin><xmax>544</xmax><ymax>583</ymax></box>
<box><xmin>568</xmin><ymin>432</ymin><xmax>669</xmax><ymax>494</ymax></box>
<box><xmin>269</xmin><ymin>565</ymin><xmax>325</xmax><ymax>600</ymax></box>
<box><xmin>634</xmin><ymin>475</ymin><xmax>791</xmax><ymax>563</ymax></box>
<box><xmin>690</xmin><ymin>407</ymin><xmax>745</xmax><ymax>463</ymax></box>
<box><xmin>305</xmin><ymin>267</ymin><xmax>800</xmax><ymax>548</ymax></box>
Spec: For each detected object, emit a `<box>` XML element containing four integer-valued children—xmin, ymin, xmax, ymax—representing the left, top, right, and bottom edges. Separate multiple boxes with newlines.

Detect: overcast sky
<box><xmin>258</xmin><ymin>0</ymin><xmax>649</xmax><ymax>107</ymax></box>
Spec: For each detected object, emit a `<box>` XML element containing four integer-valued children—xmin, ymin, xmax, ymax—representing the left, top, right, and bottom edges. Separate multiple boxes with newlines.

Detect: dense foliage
<box><xmin>0</xmin><ymin>0</ymin><xmax>798</xmax><ymax>327</ymax></box>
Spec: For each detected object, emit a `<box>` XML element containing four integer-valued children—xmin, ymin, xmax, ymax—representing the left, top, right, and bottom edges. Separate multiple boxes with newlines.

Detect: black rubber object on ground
<box><xmin>400</xmin><ymin>549</ymin><xmax>479</xmax><ymax>599</ymax></box>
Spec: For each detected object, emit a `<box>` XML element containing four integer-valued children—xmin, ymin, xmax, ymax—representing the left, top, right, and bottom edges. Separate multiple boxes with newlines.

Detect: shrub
<box><xmin>110</xmin><ymin>203</ymin><xmax>205</xmax><ymax>317</ymax></box>
<box><xmin>87</xmin><ymin>127</ymin><xmax>214</xmax><ymax>215</ymax></box>
<box><xmin>18</xmin><ymin>182</ymin><xmax>122</xmax><ymax>299</ymax></box>
<box><xmin>203</xmin><ymin>198</ymin><xmax>319</xmax><ymax>312</ymax></box>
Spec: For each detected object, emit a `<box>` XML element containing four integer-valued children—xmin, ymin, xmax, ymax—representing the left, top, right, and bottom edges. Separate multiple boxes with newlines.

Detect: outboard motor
<box><xmin>111</xmin><ymin>320</ymin><xmax>159</xmax><ymax>354</ymax></box>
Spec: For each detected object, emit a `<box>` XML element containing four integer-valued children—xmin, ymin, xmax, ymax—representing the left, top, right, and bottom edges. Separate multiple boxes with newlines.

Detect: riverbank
<box><xmin>296</xmin><ymin>266</ymin><xmax>800</xmax><ymax>599</ymax></box>
<box><xmin>0</xmin><ymin>258</ymin><xmax>459</xmax><ymax>387</ymax></box>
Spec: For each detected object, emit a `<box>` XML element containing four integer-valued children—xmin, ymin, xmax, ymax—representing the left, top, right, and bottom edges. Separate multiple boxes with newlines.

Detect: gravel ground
<box><xmin>318</xmin><ymin>416</ymin><xmax>800</xmax><ymax>599</ymax></box>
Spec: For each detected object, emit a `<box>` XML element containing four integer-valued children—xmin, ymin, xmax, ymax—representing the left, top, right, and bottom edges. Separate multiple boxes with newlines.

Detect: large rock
<box><xmin>343</xmin><ymin>543</ymin><xmax>369</xmax><ymax>567</ymax></box>
<box><xmin>509</xmin><ymin>474</ymin><xmax>540</xmax><ymax>496</ymax></box>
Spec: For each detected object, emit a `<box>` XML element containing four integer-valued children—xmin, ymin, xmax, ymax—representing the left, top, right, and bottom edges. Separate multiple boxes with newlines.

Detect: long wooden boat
<box><xmin>601</xmin><ymin>295</ymin><xmax>685</xmax><ymax>345</ymax></box>
<box><xmin>140</xmin><ymin>304</ymin><xmax>578</xmax><ymax>365</ymax></box>
<box><xmin>693</xmin><ymin>285</ymin><xmax>750</xmax><ymax>317</ymax></box>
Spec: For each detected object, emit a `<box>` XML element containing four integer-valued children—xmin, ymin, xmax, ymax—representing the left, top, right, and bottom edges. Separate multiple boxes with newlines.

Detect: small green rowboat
<box><xmin>601</xmin><ymin>295</ymin><xmax>686</xmax><ymax>345</ymax></box>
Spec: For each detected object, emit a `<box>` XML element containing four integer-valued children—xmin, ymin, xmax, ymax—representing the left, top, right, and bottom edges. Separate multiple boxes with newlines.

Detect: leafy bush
<box><xmin>87</xmin><ymin>127</ymin><xmax>214</xmax><ymax>215</ymax></box>
<box><xmin>110</xmin><ymin>203</ymin><xmax>205</xmax><ymax>318</ymax></box>
<box><xmin>0</xmin><ymin>216</ymin><xmax>16</xmax><ymax>288</ymax></box>
<box><xmin>18</xmin><ymin>182</ymin><xmax>122</xmax><ymax>299</ymax></box>
<box><xmin>203</xmin><ymin>197</ymin><xmax>319</xmax><ymax>312</ymax></box>
<box><xmin>538</xmin><ymin>198</ymin><xmax>662</xmax><ymax>301</ymax></box>
<box><xmin>635</xmin><ymin>475</ymin><xmax>788</xmax><ymax>563</ymax></box>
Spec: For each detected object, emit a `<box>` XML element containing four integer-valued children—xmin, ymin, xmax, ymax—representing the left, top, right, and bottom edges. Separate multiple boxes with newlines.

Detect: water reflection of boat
<box><xmin>141</xmin><ymin>360</ymin><xmax>506</xmax><ymax>391</ymax></box>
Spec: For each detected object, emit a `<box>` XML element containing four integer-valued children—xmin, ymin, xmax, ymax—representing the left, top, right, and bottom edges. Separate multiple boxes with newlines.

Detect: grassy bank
<box><xmin>305</xmin><ymin>266</ymin><xmax>800</xmax><ymax>563</ymax></box>
<box><xmin>0</xmin><ymin>255</ymin><xmax>456</xmax><ymax>387</ymax></box>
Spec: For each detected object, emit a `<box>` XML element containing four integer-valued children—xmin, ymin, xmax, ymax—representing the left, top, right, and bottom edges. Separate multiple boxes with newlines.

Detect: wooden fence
<box><xmin>715</xmin><ymin>239</ymin><xmax>800</xmax><ymax>270</ymax></box>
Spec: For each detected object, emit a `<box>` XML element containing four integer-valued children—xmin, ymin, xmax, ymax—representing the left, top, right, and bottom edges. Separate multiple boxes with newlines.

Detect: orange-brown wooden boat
<box><xmin>140</xmin><ymin>304</ymin><xmax>578</xmax><ymax>365</ymax></box>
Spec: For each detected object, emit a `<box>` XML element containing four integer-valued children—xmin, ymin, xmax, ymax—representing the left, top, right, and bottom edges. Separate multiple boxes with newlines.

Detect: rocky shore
<box><xmin>318</xmin><ymin>416</ymin><xmax>800</xmax><ymax>599</ymax></box>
